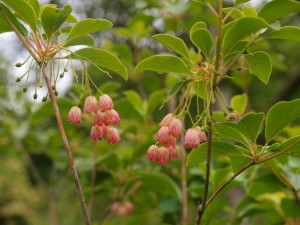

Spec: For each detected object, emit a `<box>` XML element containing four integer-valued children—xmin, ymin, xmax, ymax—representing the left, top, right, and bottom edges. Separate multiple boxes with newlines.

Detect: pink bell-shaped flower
<box><xmin>94</xmin><ymin>111</ymin><xmax>106</xmax><ymax>126</ymax></box>
<box><xmin>84</xmin><ymin>96</ymin><xmax>98</xmax><ymax>114</ymax></box>
<box><xmin>184</xmin><ymin>127</ymin><xmax>201</xmax><ymax>149</ymax></box>
<box><xmin>156</xmin><ymin>147</ymin><xmax>169</xmax><ymax>165</ymax></box>
<box><xmin>168</xmin><ymin>118</ymin><xmax>183</xmax><ymax>138</ymax></box>
<box><xmin>105</xmin><ymin>109</ymin><xmax>120</xmax><ymax>126</ymax></box>
<box><xmin>68</xmin><ymin>106</ymin><xmax>82</xmax><ymax>125</ymax></box>
<box><xmin>159</xmin><ymin>113</ymin><xmax>175</xmax><ymax>127</ymax></box>
<box><xmin>167</xmin><ymin>146</ymin><xmax>180</xmax><ymax>159</ymax></box>
<box><xmin>99</xmin><ymin>94</ymin><xmax>114</xmax><ymax>112</ymax></box>
<box><xmin>156</xmin><ymin>126</ymin><xmax>176</xmax><ymax>147</ymax></box>
<box><xmin>91</xmin><ymin>125</ymin><xmax>103</xmax><ymax>141</ymax></box>
<box><xmin>107</xmin><ymin>127</ymin><xmax>121</xmax><ymax>144</ymax></box>
<box><xmin>146</xmin><ymin>145</ymin><xmax>159</xmax><ymax>161</ymax></box>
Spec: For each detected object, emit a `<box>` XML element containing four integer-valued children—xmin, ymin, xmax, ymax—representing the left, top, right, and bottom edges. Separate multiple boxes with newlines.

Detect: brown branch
<box><xmin>42</xmin><ymin>67</ymin><xmax>91</xmax><ymax>225</ymax></box>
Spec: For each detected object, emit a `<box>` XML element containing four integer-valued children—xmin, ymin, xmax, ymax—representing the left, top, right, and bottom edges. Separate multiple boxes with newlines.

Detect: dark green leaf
<box><xmin>168</xmin><ymin>79</ymin><xmax>192</xmax><ymax>97</ymax></box>
<box><xmin>2</xmin><ymin>0</ymin><xmax>37</xmax><ymax>31</ymax></box>
<box><xmin>67</xmin><ymin>48</ymin><xmax>127</xmax><ymax>80</ymax></box>
<box><xmin>244</xmin><ymin>51</ymin><xmax>272</xmax><ymax>84</ymax></box>
<box><xmin>41</xmin><ymin>4</ymin><xmax>72</xmax><ymax>38</ymax></box>
<box><xmin>153</xmin><ymin>34</ymin><xmax>190</xmax><ymax>59</ymax></box>
<box><xmin>0</xmin><ymin>3</ymin><xmax>28</xmax><ymax>36</ymax></box>
<box><xmin>223</xmin><ymin>17</ymin><xmax>267</xmax><ymax>54</ymax></box>
<box><xmin>63</xmin><ymin>34</ymin><xmax>94</xmax><ymax>47</ymax></box>
<box><xmin>193</xmin><ymin>80</ymin><xmax>207</xmax><ymax>99</ymax></box>
<box><xmin>123</xmin><ymin>90</ymin><xmax>143</xmax><ymax>115</ymax></box>
<box><xmin>266</xmin><ymin>26</ymin><xmax>300</xmax><ymax>42</ymax></box>
<box><xmin>27</xmin><ymin>0</ymin><xmax>40</xmax><ymax>18</ymax></box>
<box><xmin>265</xmin><ymin>99</ymin><xmax>300</xmax><ymax>143</ymax></box>
<box><xmin>258</xmin><ymin>0</ymin><xmax>300</xmax><ymax>23</ymax></box>
<box><xmin>66</xmin><ymin>18</ymin><xmax>112</xmax><ymax>43</ymax></box>
<box><xmin>190</xmin><ymin>28</ymin><xmax>213</xmax><ymax>58</ymax></box>
<box><xmin>136</xmin><ymin>55</ymin><xmax>192</xmax><ymax>75</ymax></box>
<box><xmin>186</xmin><ymin>141</ymin><xmax>244</xmax><ymax>167</ymax></box>
<box><xmin>99</xmin><ymin>81</ymin><xmax>121</xmax><ymax>93</ymax></box>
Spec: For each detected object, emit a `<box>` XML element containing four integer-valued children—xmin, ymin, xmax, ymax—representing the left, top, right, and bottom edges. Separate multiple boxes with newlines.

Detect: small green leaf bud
<box><xmin>54</xmin><ymin>90</ymin><xmax>58</xmax><ymax>96</ymax></box>
<box><xmin>64</xmin><ymin>67</ymin><xmax>68</xmax><ymax>72</ymax></box>
<box><xmin>60</xmin><ymin>73</ymin><xmax>64</xmax><ymax>78</ymax></box>
<box><xmin>15</xmin><ymin>63</ymin><xmax>23</xmax><ymax>68</ymax></box>
<box><xmin>33</xmin><ymin>93</ymin><xmax>38</xmax><ymax>99</ymax></box>
<box><xmin>42</xmin><ymin>96</ymin><xmax>47</xmax><ymax>102</ymax></box>
<box><xmin>16</xmin><ymin>77</ymin><xmax>21</xmax><ymax>82</ymax></box>
<box><xmin>23</xmin><ymin>87</ymin><xmax>27</xmax><ymax>92</ymax></box>
<box><xmin>52</xmin><ymin>85</ymin><xmax>55</xmax><ymax>90</ymax></box>
<box><xmin>38</xmin><ymin>83</ymin><xmax>43</xmax><ymax>88</ymax></box>
<box><xmin>227</xmin><ymin>106</ymin><xmax>234</xmax><ymax>112</ymax></box>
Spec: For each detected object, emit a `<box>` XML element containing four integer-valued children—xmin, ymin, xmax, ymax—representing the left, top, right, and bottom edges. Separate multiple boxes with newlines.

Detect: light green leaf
<box><xmin>187</xmin><ymin>141</ymin><xmax>244</xmax><ymax>167</ymax></box>
<box><xmin>231</xmin><ymin>94</ymin><xmax>248</xmax><ymax>114</ymax></box>
<box><xmin>66</xmin><ymin>14</ymin><xmax>77</xmax><ymax>23</ymax></box>
<box><xmin>223</xmin><ymin>17</ymin><xmax>267</xmax><ymax>53</ymax></box>
<box><xmin>266</xmin><ymin>26</ymin><xmax>300</xmax><ymax>42</ymax></box>
<box><xmin>67</xmin><ymin>48</ymin><xmax>127</xmax><ymax>80</ymax></box>
<box><xmin>193</xmin><ymin>80</ymin><xmax>207</xmax><ymax>99</ymax></box>
<box><xmin>134</xmin><ymin>172</ymin><xmax>181</xmax><ymax>199</ymax></box>
<box><xmin>27</xmin><ymin>0</ymin><xmax>40</xmax><ymax>18</ymax></box>
<box><xmin>190</xmin><ymin>21</ymin><xmax>207</xmax><ymax>34</ymax></box>
<box><xmin>2</xmin><ymin>0</ymin><xmax>37</xmax><ymax>31</ymax></box>
<box><xmin>136</xmin><ymin>55</ymin><xmax>192</xmax><ymax>75</ymax></box>
<box><xmin>0</xmin><ymin>2</ymin><xmax>28</xmax><ymax>36</ymax></box>
<box><xmin>63</xmin><ymin>35</ymin><xmax>94</xmax><ymax>47</ymax></box>
<box><xmin>66</xmin><ymin>18</ymin><xmax>112</xmax><ymax>43</ymax></box>
<box><xmin>0</xmin><ymin>20</ymin><xmax>12</xmax><ymax>34</ymax></box>
<box><xmin>190</xmin><ymin>28</ymin><xmax>213</xmax><ymax>58</ymax></box>
<box><xmin>223</xmin><ymin>8</ymin><xmax>243</xmax><ymax>19</ymax></box>
<box><xmin>258</xmin><ymin>0</ymin><xmax>300</xmax><ymax>23</ymax></box>
<box><xmin>123</xmin><ymin>90</ymin><xmax>143</xmax><ymax>114</ymax></box>
<box><xmin>244</xmin><ymin>51</ymin><xmax>272</xmax><ymax>84</ymax></box>
<box><xmin>153</xmin><ymin>34</ymin><xmax>190</xmax><ymax>59</ymax></box>
<box><xmin>242</xmin><ymin>6</ymin><xmax>257</xmax><ymax>17</ymax></box>
<box><xmin>271</xmin><ymin>136</ymin><xmax>300</xmax><ymax>155</ymax></box>
<box><xmin>99</xmin><ymin>81</ymin><xmax>121</xmax><ymax>93</ymax></box>
<box><xmin>41</xmin><ymin>4</ymin><xmax>72</xmax><ymax>38</ymax></box>
<box><xmin>146</xmin><ymin>90</ymin><xmax>166</xmax><ymax>117</ymax></box>
<box><xmin>167</xmin><ymin>79</ymin><xmax>192</xmax><ymax>99</ymax></box>
<box><xmin>235</xmin><ymin>0</ymin><xmax>250</xmax><ymax>6</ymax></box>
<box><xmin>265</xmin><ymin>99</ymin><xmax>300</xmax><ymax>143</ymax></box>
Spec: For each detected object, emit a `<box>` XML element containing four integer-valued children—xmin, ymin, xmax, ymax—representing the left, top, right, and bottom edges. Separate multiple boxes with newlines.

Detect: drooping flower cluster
<box><xmin>111</xmin><ymin>201</ymin><xmax>134</xmax><ymax>216</ymax></box>
<box><xmin>147</xmin><ymin>114</ymin><xmax>182</xmax><ymax>165</ymax></box>
<box><xmin>146</xmin><ymin>114</ymin><xmax>207</xmax><ymax>165</ymax></box>
<box><xmin>68</xmin><ymin>94</ymin><xmax>121</xmax><ymax>144</ymax></box>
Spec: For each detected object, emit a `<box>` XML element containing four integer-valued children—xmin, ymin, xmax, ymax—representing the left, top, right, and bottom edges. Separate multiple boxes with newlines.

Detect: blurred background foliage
<box><xmin>0</xmin><ymin>0</ymin><xmax>300</xmax><ymax>225</ymax></box>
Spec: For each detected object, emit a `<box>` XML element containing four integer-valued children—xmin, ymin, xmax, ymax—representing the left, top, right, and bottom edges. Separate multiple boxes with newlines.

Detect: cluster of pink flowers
<box><xmin>147</xmin><ymin>113</ymin><xmax>207</xmax><ymax>165</ymax></box>
<box><xmin>111</xmin><ymin>201</ymin><xmax>134</xmax><ymax>216</ymax></box>
<box><xmin>68</xmin><ymin>94</ymin><xmax>121</xmax><ymax>144</ymax></box>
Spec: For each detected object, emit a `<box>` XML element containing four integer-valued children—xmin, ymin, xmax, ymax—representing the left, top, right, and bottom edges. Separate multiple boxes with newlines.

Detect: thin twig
<box><xmin>42</xmin><ymin>67</ymin><xmax>91</xmax><ymax>225</ymax></box>
<box><xmin>88</xmin><ymin>142</ymin><xmax>97</xmax><ymax>219</ymax></box>
<box><xmin>206</xmin><ymin>161</ymin><xmax>255</xmax><ymax>207</ymax></box>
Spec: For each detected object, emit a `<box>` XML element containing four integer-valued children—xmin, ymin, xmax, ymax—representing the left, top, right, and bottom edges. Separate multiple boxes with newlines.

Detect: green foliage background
<box><xmin>0</xmin><ymin>0</ymin><xmax>300</xmax><ymax>225</ymax></box>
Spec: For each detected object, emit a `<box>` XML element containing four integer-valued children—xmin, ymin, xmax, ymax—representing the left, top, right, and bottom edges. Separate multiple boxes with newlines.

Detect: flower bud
<box><xmin>146</xmin><ymin>145</ymin><xmax>159</xmax><ymax>161</ymax></box>
<box><xmin>15</xmin><ymin>63</ymin><xmax>22</xmax><ymax>67</ymax></box>
<box><xmin>156</xmin><ymin>147</ymin><xmax>169</xmax><ymax>165</ymax></box>
<box><xmin>101</xmin><ymin>124</ymin><xmax>108</xmax><ymax>135</ymax></box>
<box><xmin>168</xmin><ymin>118</ymin><xmax>183</xmax><ymax>138</ymax></box>
<box><xmin>156</xmin><ymin>126</ymin><xmax>176</xmax><ymax>147</ymax></box>
<box><xmin>68</xmin><ymin>106</ymin><xmax>82</xmax><ymax>125</ymax></box>
<box><xmin>167</xmin><ymin>146</ymin><xmax>180</xmax><ymax>159</ymax></box>
<box><xmin>199</xmin><ymin>131</ymin><xmax>207</xmax><ymax>143</ymax></box>
<box><xmin>99</xmin><ymin>94</ymin><xmax>114</xmax><ymax>112</ymax></box>
<box><xmin>91</xmin><ymin>125</ymin><xmax>103</xmax><ymax>141</ymax></box>
<box><xmin>84</xmin><ymin>96</ymin><xmax>98</xmax><ymax>114</ymax></box>
<box><xmin>94</xmin><ymin>111</ymin><xmax>106</xmax><ymax>126</ymax></box>
<box><xmin>33</xmin><ymin>93</ymin><xmax>38</xmax><ymax>99</ymax></box>
<box><xmin>226</xmin><ymin>112</ymin><xmax>243</xmax><ymax>121</ymax></box>
<box><xmin>107</xmin><ymin>127</ymin><xmax>121</xmax><ymax>144</ymax></box>
<box><xmin>159</xmin><ymin>113</ymin><xmax>175</xmax><ymax>127</ymax></box>
<box><xmin>105</xmin><ymin>109</ymin><xmax>120</xmax><ymax>126</ymax></box>
<box><xmin>184</xmin><ymin>127</ymin><xmax>201</xmax><ymax>149</ymax></box>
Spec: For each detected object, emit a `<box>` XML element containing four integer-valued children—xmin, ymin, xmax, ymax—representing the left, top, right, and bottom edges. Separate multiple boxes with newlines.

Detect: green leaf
<box><xmin>187</xmin><ymin>141</ymin><xmax>244</xmax><ymax>167</ymax></box>
<box><xmin>2</xmin><ymin>0</ymin><xmax>37</xmax><ymax>31</ymax></box>
<box><xmin>153</xmin><ymin>34</ymin><xmax>190</xmax><ymax>59</ymax></box>
<box><xmin>235</xmin><ymin>0</ymin><xmax>250</xmax><ymax>6</ymax></box>
<box><xmin>223</xmin><ymin>8</ymin><xmax>243</xmax><ymax>20</ymax></box>
<box><xmin>190</xmin><ymin>28</ymin><xmax>213</xmax><ymax>58</ymax></box>
<box><xmin>41</xmin><ymin>4</ymin><xmax>72</xmax><ymax>38</ymax></box>
<box><xmin>190</xmin><ymin>21</ymin><xmax>207</xmax><ymax>34</ymax></box>
<box><xmin>265</xmin><ymin>99</ymin><xmax>300</xmax><ymax>143</ymax></box>
<box><xmin>242</xmin><ymin>6</ymin><xmax>257</xmax><ymax>17</ymax></box>
<box><xmin>136</xmin><ymin>55</ymin><xmax>192</xmax><ymax>75</ymax></box>
<box><xmin>266</xmin><ymin>26</ymin><xmax>300</xmax><ymax>42</ymax></box>
<box><xmin>123</xmin><ymin>90</ymin><xmax>143</xmax><ymax>115</ymax></box>
<box><xmin>258</xmin><ymin>0</ymin><xmax>300</xmax><ymax>23</ymax></box>
<box><xmin>244</xmin><ymin>51</ymin><xmax>272</xmax><ymax>84</ymax></box>
<box><xmin>271</xmin><ymin>136</ymin><xmax>300</xmax><ymax>155</ymax></box>
<box><xmin>67</xmin><ymin>48</ymin><xmax>128</xmax><ymax>80</ymax></box>
<box><xmin>99</xmin><ymin>81</ymin><xmax>121</xmax><ymax>93</ymax></box>
<box><xmin>223</xmin><ymin>17</ymin><xmax>267</xmax><ymax>54</ymax></box>
<box><xmin>0</xmin><ymin>3</ymin><xmax>28</xmax><ymax>36</ymax></box>
<box><xmin>63</xmin><ymin>35</ymin><xmax>94</xmax><ymax>47</ymax></box>
<box><xmin>231</xmin><ymin>94</ymin><xmax>248</xmax><ymax>114</ymax></box>
<box><xmin>0</xmin><ymin>20</ymin><xmax>12</xmax><ymax>34</ymax></box>
<box><xmin>146</xmin><ymin>90</ymin><xmax>166</xmax><ymax>117</ymax></box>
<box><xmin>134</xmin><ymin>171</ymin><xmax>181</xmax><ymax>199</ymax></box>
<box><xmin>168</xmin><ymin>79</ymin><xmax>192</xmax><ymax>97</ymax></box>
<box><xmin>27</xmin><ymin>0</ymin><xmax>40</xmax><ymax>18</ymax></box>
<box><xmin>66</xmin><ymin>18</ymin><xmax>112</xmax><ymax>43</ymax></box>
<box><xmin>193</xmin><ymin>80</ymin><xmax>207</xmax><ymax>99</ymax></box>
